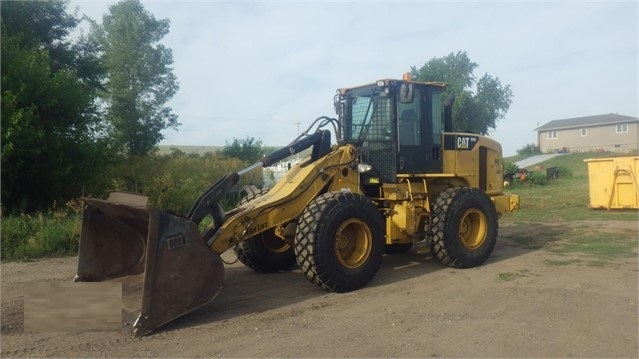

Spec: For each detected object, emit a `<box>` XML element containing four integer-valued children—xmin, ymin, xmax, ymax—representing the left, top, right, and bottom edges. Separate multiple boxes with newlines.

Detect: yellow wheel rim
<box><xmin>334</xmin><ymin>219</ymin><xmax>372</xmax><ymax>268</ymax></box>
<box><xmin>261</xmin><ymin>233</ymin><xmax>290</xmax><ymax>254</ymax></box>
<box><xmin>458</xmin><ymin>208</ymin><xmax>487</xmax><ymax>250</ymax></box>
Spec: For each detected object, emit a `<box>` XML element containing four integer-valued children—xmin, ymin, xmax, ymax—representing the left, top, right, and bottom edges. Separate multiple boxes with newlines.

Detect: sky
<box><xmin>69</xmin><ymin>0</ymin><xmax>638</xmax><ymax>156</ymax></box>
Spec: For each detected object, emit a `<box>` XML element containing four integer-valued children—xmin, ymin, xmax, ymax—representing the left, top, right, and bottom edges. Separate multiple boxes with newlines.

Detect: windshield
<box><xmin>350</xmin><ymin>95</ymin><xmax>375</xmax><ymax>139</ymax></box>
<box><xmin>339</xmin><ymin>86</ymin><xmax>391</xmax><ymax>143</ymax></box>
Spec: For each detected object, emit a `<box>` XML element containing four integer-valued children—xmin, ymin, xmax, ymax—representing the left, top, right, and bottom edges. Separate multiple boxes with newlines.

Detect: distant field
<box><xmin>157</xmin><ymin>145</ymin><xmax>223</xmax><ymax>155</ymax></box>
<box><xmin>157</xmin><ymin>145</ymin><xmax>282</xmax><ymax>156</ymax></box>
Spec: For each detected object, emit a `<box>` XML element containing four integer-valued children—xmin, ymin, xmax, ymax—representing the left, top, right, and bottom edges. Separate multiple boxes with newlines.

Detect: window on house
<box><xmin>616</xmin><ymin>123</ymin><xmax>628</xmax><ymax>133</ymax></box>
<box><xmin>581</xmin><ymin>128</ymin><xmax>587</xmax><ymax>136</ymax></box>
<box><xmin>547</xmin><ymin>130</ymin><xmax>558</xmax><ymax>139</ymax></box>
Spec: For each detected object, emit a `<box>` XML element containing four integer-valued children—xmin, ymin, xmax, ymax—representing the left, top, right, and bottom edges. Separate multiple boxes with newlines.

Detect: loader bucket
<box><xmin>75</xmin><ymin>192</ymin><xmax>225</xmax><ymax>337</ymax></box>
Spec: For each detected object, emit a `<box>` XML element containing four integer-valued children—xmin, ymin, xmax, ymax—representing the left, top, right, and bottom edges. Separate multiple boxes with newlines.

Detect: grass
<box><xmin>1</xmin><ymin>211</ymin><xmax>81</xmax><ymax>261</ymax></box>
<box><xmin>543</xmin><ymin>259</ymin><xmax>583</xmax><ymax>266</ymax></box>
<box><xmin>548</xmin><ymin>230</ymin><xmax>638</xmax><ymax>261</ymax></box>
<box><xmin>500</xmin><ymin>152</ymin><xmax>638</xmax><ymax>266</ymax></box>
<box><xmin>505</xmin><ymin>222</ymin><xmax>637</xmax><ymax>266</ymax></box>
<box><xmin>506</xmin><ymin>233</ymin><xmax>548</xmax><ymax>250</ymax></box>
<box><xmin>503</xmin><ymin>153</ymin><xmax>535</xmax><ymax>164</ymax></box>
<box><xmin>504</xmin><ymin>152</ymin><xmax>639</xmax><ymax>223</ymax></box>
<box><xmin>497</xmin><ymin>269</ymin><xmax>531</xmax><ymax>282</ymax></box>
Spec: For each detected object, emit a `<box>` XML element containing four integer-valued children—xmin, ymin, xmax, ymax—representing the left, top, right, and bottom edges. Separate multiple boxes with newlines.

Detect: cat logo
<box><xmin>456</xmin><ymin>136</ymin><xmax>478</xmax><ymax>150</ymax></box>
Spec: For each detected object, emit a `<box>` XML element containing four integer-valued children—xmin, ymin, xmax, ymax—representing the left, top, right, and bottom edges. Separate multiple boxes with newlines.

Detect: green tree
<box><xmin>0</xmin><ymin>0</ymin><xmax>77</xmax><ymax>58</ymax></box>
<box><xmin>92</xmin><ymin>0</ymin><xmax>179</xmax><ymax>156</ymax></box>
<box><xmin>411</xmin><ymin>51</ymin><xmax>513</xmax><ymax>135</ymax></box>
<box><xmin>222</xmin><ymin>137</ymin><xmax>264</xmax><ymax>162</ymax></box>
<box><xmin>1</xmin><ymin>0</ymin><xmax>109</xmax><ymax>213</ymax></box>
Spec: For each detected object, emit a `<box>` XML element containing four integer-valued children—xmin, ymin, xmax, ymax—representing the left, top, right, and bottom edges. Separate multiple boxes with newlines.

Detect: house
<box><xmin>535</xmin><ymin>113</ymin><xmax>638</xmax><ymax>153</ymax></box>
<box><xmin>262</xmin><ymin>158</ymin><xmax>301</xmax><ymax>188</ymax></box>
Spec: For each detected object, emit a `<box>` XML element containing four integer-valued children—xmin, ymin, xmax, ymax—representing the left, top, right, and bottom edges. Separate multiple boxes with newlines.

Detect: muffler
<box><xmin>74</xmin><ymin>192</ymin><xmax>224</xmax><ymax>337</ymax></box>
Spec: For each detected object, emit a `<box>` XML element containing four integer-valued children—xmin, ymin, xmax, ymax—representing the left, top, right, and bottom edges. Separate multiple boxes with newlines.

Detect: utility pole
<box><xmin>294</xmin><ymin>121</ymin><xmax>301</xmax><ymax>136</ymax></box>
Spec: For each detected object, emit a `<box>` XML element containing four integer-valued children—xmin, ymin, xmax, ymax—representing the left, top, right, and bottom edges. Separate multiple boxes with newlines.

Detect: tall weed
<box><xmin>1</xmin><ymin>201</ymin><xmax>82</xmax><ymax>261</ymax></box>
<box><xmin>94</xmin><ymin>151</ymin><xmax>265</xmax><ymax>215</ymax></box>
<box><xmin>2</xmin><ymin>151</ymin><xmax>275</xmax><ymax>261</ymax></box>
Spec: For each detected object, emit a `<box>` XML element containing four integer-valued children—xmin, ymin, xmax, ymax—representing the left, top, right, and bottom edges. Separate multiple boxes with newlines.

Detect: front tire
<box><xmin>234</xmin><ymin>231</ymin><xmax>296</xmax><ymax>273</ymax></box>
<box><xmin>234</xmin><ymin>189</ymin><xmax>296</xmax><ymax>273</ymax></box>
<box><xmin>295</xmin><ymin>192</ymin><xmax>384</xmax><ymax>292</ymax></box>
<box><xmin>431</xmin><ymin>187</ymin><xmax>498</xmax><ymax>268</ymax></box>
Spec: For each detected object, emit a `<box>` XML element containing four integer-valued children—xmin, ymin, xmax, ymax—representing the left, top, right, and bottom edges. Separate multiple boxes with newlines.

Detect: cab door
<box><xmin>397</xmin><ymin>85</ymin><xmax>443</xmax><ymax>174</ymax></box>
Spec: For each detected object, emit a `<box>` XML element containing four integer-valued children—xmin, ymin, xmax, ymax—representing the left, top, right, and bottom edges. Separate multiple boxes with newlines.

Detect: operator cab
<box><xmin>335</xmin><ymin>76</ymin><xmax>447</xmax><ymax>185</ymax></box>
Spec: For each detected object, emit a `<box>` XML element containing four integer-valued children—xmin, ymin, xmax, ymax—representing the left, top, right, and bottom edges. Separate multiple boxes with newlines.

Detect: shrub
<box><xmin>146</xmin><ymin>152</ymin><xmax>262</xmax><ymax>213</ymax></box>
<box><xmin>104</xmin><ymin>151</ymin><xmax>266</xmax><ymax>214</ymax></box>
<box><xmin>516</xmin><ymin>143</ymin><xmax>541</xmax><ymax>156</ymax></box>
<box><xmin>1</xmin><ymin>150</ymin><xmax>270</xmax><ymax>260</ymax></box>
<box><xmin>504</xmin><ymin>161</ymin><xmax>519</xmax><ymax>174</ymax></box>
<box><xmin>554</xmin><ymin>165</ymin><xmax>573</xmax><ymax>178</ymax></box>
<box><xmin>525</xmin><ymin>170</ymin><xmax>548</xmax><ymax>186</ymax></box>
<box><xmin>1</xmin><ymin>202</ymin><xmax>81</xmax><ymax>261</ymax></box>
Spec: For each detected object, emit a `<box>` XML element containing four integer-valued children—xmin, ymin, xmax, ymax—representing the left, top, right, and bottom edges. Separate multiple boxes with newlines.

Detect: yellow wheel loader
<box><xmin>75</xmin><ymin>74</ymin><xmax>520</xmax><ymax>336</ymax></box>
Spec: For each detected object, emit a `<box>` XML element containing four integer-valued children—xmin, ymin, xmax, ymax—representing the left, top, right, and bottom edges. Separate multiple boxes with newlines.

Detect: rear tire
<box><xmin>234</xmin><ymin>189</ymin><xmax>296</xmax><ymax>273</ymax></box>
<box><xmin>295</xmin><ymin>192</ymin><xmax>384</xmax><ymax>292</ymax></box>
<box><xmin>431</xmin><ymin>187</ymin><xmax>498</xmax><ymax>268</ymax></box>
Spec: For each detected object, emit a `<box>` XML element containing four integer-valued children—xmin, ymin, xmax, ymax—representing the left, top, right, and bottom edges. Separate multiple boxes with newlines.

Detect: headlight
<box><xmin>357</xmin><ymin>163</ymin><xmax>372</xmax><ymax>173</ymax></box>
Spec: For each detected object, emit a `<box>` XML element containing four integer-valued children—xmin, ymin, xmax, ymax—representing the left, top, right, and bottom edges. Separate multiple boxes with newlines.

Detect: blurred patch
<box><xmin>24</xmin><ymin>281</ymin><xmax>122</xmax><ymax>332</ymax></box>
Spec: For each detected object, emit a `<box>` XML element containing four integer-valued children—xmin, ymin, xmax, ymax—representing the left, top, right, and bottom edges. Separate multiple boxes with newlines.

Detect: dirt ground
<box><xmin>2</xmin><ymin>220</ymin><xmax>637</xmax><ymax>358</ymax></box>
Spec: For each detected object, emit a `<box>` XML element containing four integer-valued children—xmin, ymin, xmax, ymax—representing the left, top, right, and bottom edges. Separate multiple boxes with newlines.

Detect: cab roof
<box><xmin>337</xmin><ymin>78</ymin><xmax>446</xmax><ymax>95</ymax></box>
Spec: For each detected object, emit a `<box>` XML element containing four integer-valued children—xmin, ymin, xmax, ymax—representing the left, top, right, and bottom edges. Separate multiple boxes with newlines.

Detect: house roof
<box><xmin>535</xmin><ymin>113</ymin><xmax>638</xmax><ymax>132</ymax></box>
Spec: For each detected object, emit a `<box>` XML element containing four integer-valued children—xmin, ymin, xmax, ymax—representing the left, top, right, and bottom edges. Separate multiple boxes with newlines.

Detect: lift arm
<box><xmin>186</xmin><ymin>130</ymin><xmax>334</xmax><ymax>232</ymax></box>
